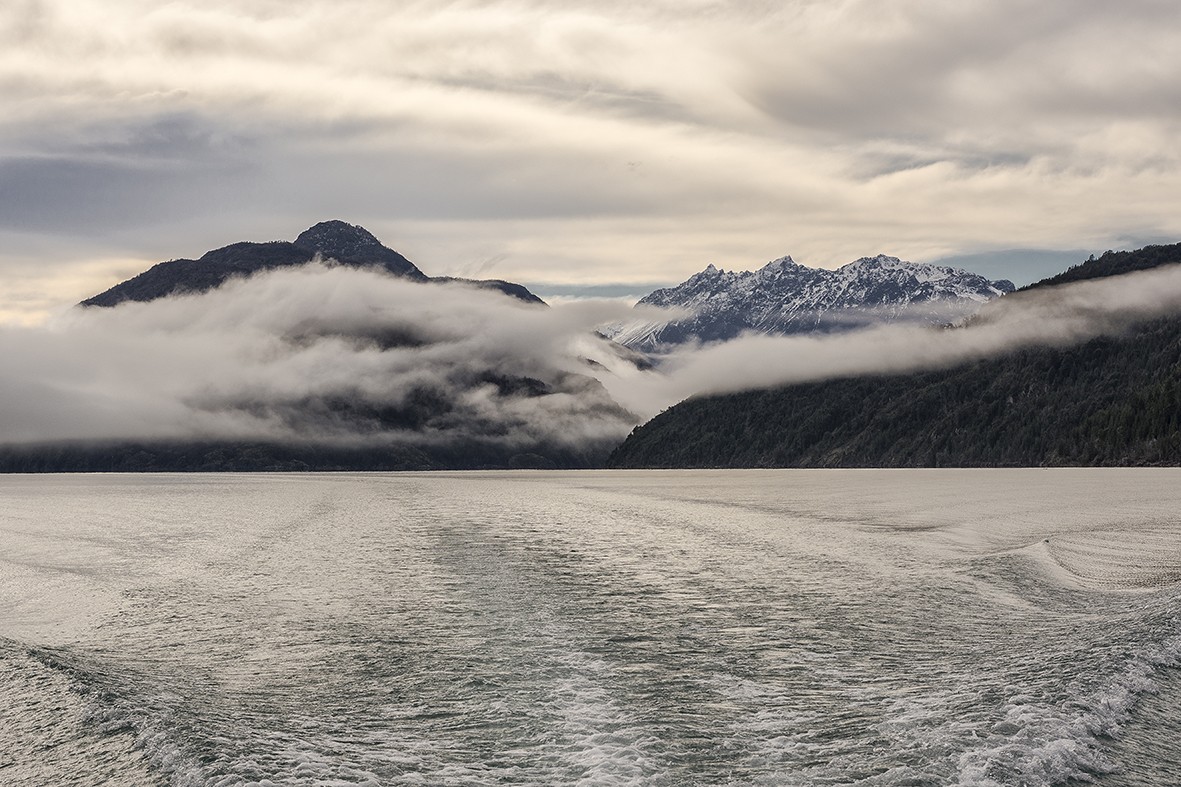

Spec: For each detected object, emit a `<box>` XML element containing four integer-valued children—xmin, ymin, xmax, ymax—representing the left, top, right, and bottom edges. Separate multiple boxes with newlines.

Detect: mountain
<box><xmin>0</xmin><ymin>221</ymin><xmax>643</xmax><ymax>472</ymax></box>
<box><xmin>607</xmin><ymin>244</ymin><xmax>1181</xmax><ymax>468</ymax></box>
<box><xmin>1024</xmin><ymin>244</ymin><xmax>1181</xmax><ymax>290</ymax></box>
<box><xmin>606</xmin><ymin>254</ymin><xmax>1014</xmax><ymax>351</ymax></box>
<box><xmin>81</xmin><ymin>220</ymin><xmax>544</xmax><ymax>307</ymax></box>
<box><xmin>292</xmin><ymin>220</ymin><xmax>426</xmax><ymax>278</ymax></box>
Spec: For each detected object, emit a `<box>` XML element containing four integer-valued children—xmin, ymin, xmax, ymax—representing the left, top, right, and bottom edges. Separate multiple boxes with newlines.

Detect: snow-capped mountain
<box><xmin>607</xmin><ymin>254</ymin><xmax>1015</xmax><ymax>351</ymax></box>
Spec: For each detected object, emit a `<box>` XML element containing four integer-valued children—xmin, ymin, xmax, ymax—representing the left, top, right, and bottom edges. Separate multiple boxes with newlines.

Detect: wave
<box><xmin>1041</xmin><ymin>528</ymin><xmax>1181</xmax><ymax>592</ymax></box>
<box><xmin>0</xmin><ymin>639</ymin><xmax>159</xmax><ymax>787</ymax></box>
<box><xmin>955</xmin><ymin>628</ymin><xmax>1181</xmax><ymax>786</ymax></box>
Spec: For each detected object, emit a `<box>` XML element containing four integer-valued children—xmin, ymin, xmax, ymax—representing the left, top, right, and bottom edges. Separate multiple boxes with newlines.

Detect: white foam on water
<box><xmin>0</xmin><ymin>643</ymin><xmax>159</xmax><ymax>787</ymax></box>
<box><xmin>955</xmin><ymin>631</ymin><xmax>1181</xmax><ymax>786</ymax></box>
<box><xmin>706</xmin><ymin>667</ymin><xmax>941</xmax><ymax>787</ymax></box>
<box><xmin>4</xmin><ymin>470</ymin><xmax>1181</xmax><ymax>785</ymax></box>
<box><xmin>541</xmin><ymin>652</ymin><xmax>666</xmax><ymax>785</ymax></box>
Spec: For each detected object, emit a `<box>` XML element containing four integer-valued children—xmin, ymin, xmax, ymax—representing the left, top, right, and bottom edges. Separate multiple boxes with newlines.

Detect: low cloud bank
<box><xmin>603</xmin><ymin>265</ymin><xmax>1181</xmax><ymax>419</ymax></box>
<box><xmin>0</xmin><ymin>265</ymin><xmax>640</xmax><ymax>454</ymax></box>
<box><xmin>2</xmin><ymin>263</ymin><xmax>1179</xmax><ymax>460</ymax></box>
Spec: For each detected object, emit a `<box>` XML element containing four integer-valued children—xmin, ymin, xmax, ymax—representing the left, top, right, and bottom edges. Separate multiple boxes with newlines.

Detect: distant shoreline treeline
<box><xmin>0</xmin><ymin>440</ymin><xmax>602</xmax><ymax>473</ymax></box>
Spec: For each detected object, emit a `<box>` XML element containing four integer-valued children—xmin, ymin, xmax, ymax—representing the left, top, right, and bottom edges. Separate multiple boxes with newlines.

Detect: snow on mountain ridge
<box><xmin>605</xmin><ymin>253</ymin><xmax>1015</xmax><ymax>351</ymax></box>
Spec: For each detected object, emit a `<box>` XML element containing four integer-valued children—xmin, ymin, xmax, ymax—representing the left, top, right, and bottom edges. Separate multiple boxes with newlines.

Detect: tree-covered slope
<box><xmin>608</xmin><ymin>245</ymin><xmax>1181</xmax><ymax>468</ymax></box>
<box><xmin>1024</xmin><ymin>244</ymin><xmax>1181</xmax><ymax>291</ymax></box>
<box><xmin>0</xmin><ymin>436</ymin><xmax>600</xmax><ymax>473</ymax></box>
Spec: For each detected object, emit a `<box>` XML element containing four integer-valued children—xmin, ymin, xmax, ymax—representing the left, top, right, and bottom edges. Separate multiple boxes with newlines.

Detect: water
<box><xmin>1</xmin><ymin>469</ymin><xmax>1179</xmax><ymax>786</ymax></box>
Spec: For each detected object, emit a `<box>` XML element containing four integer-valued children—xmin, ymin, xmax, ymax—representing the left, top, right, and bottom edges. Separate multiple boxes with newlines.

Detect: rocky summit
<box><xmin>292</xmin><ymin>220</ymin><xmax>426</xmax><ymax>280</ymax></box>
<box><xmin>606</xmin><ymin>254</ymin><xmax>1015</xmax><ymax>351</ymax></box>
<box><xmin>81</xmin><ymin>221</ymin><xmax>543</xmax><ymax>307</ymax></box>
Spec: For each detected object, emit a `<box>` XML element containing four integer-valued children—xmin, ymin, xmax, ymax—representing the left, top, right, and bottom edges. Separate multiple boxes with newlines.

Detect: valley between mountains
<box><xmin>1</xmin><ymin>222</ymin><xmax>1178</xmax><ymax>471</ymax></box>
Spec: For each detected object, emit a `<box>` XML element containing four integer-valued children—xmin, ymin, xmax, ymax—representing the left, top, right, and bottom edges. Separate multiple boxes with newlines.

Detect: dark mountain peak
<box><xmin>80</xmin><ymin>221</ymin><xmax>548</xmax><ymax>308</ymax></box>
<box><xmin>292</xmin><ymin>220</ymin><xmax>425</xmax><ymax>280</ymax></box>
<box><xmin>429</xmin><ymin>276</ymin><xmax>546</xmax><ymax>305</ymax></box>
<box><xmin>294</xmin><ymin>220</ymin><xmax>384</xmax><ymax>258</ymax></box>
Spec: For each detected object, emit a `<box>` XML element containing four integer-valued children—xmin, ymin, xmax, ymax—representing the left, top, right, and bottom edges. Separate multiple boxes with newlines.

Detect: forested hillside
<box><xmin>0</xmin><ymin>438</ymin><xmax>590</xmax><ymax>472</ymax></box>
<box><xmin>1025</xmin><ymin>244</ymin><xmax>1181</xmax><ymax>290</ymax></box>
<box><xmin>608</xmin><ymin>245</ymin><xmax>1181</xmax><ymax>468</ymax></box>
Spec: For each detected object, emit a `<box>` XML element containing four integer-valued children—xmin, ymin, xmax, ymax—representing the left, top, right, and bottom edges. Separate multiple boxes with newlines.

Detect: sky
<box><xmin>3</xmin><ymin>0</ymin><xmax>1181</xmax><ymax>324</ymax></box>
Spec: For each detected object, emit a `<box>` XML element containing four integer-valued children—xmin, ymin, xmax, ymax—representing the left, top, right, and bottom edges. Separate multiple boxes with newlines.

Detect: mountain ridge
<box><xmin>81</xmin><ymin>220</ymin><xmax>544</xmax><ymax>307</ymax></box>
<box><xmin>607</xmin><ymin>253</ymin><xmax>1014</xmax><ymax>351</ymax></box>
<box><xmin>607</xmin><ymin>244</ymin><xmax>1181</xmax><ymax>468</ymax></box>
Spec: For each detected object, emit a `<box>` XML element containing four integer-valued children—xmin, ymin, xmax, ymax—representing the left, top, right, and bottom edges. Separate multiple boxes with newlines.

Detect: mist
<box><xmin>603</xmin><ymin>265</ymin><xmax>1181</xmax><ymax>419</ymax></box>
<box><xmin>0</xmin><ymin>264</ymin><xmax>641</xmax><ymax>455</ymax></box>
<box><xmin>2</xmin><ymin>262</ymin><xmax>1179</xmax><ymax>460</ymax></box>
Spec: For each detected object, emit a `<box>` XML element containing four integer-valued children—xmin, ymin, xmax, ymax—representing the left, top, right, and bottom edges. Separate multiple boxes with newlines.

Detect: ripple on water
<box><xmin>2</xmin><ymin>471</ymin><xmax>1181</xmax><ymax>786</ymax></box>
<box><xmin>1042</xmin><ymin>527</ymin><xmax>1181</xmax><ymax>591</ymax></box>
<box><xmin>0</xmin><ymin>642</ymin><xmax>159</xmax><ymax>787</ymax></box>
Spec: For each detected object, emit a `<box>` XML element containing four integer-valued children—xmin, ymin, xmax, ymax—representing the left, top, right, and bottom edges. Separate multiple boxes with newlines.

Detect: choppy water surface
<box><xmin>1</xmin><ymin>469</ymin><xmax>1179</xmax><ymax>786</ymax></box>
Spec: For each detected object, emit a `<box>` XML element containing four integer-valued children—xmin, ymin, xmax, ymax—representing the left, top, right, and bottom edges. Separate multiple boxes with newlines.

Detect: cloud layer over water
<box><xmin>3</xmin><ymin>263</ymin><xmax>1180</xmax><ymax>457</ymax></box>
<box><xmin>0</xmin><ymin>267</ymin><xmax>640</xmax><ymax>451</ymax></box>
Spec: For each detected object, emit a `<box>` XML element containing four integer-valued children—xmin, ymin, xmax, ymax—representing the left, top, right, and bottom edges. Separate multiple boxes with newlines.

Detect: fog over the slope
<box><xmin>0</xmin><ymin>265</ymin><xmax>642</xmax><ymax>448</ymax></box>
<box><xmin>1</xmin><ymin>264</ymin><xmax>1179</xmax><ymax>451</ymax></box>
<box><xmin>600</xmin><ymin>265</ymin><xmax>1181</xmax><ymax>419</ymax></box>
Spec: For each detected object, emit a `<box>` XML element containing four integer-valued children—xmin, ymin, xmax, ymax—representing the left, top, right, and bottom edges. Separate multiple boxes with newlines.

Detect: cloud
<box><xmin>1</xmin><ymin>0</ymin><xmax>1180</xmax><ymax>314</ymax></box>
<box><xmin>0</xmin><ymin>265</ymin><xmax>639</xmax><ymax>453</ymax></box>
<box><xmin>2</xmin><ymin>259</ymin><xmax>1179</xmax><ymax>463</ymax></box>
<box><xmin>603</xmin><ymin>265</ymin><xmax>1181</xmax><ymax>419</ymax></box>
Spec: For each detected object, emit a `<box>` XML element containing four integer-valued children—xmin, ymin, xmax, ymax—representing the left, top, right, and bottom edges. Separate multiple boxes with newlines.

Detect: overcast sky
<box><xmin>3</xmin><ymin>0</ymin><xmax>1180</xmax><ymax>323</ymax></box>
